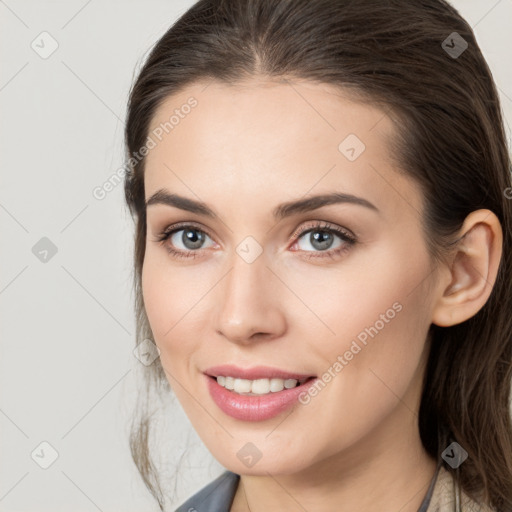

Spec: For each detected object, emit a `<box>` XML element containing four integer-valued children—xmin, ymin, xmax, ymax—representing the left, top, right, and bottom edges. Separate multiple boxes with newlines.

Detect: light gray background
<box><xmin>1</xmin><ymin>1</ymin><xmax>511</xmax><ymax>511</ymax></box>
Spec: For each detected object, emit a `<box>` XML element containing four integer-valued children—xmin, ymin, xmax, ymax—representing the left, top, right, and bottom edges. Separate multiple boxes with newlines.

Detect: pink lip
<box><xmin>204</xmin><ymin>364</ymin><xmax>315</xmax><ymax>381</ymax></box>
<box><xmin>204</xmin><ymin>365</ymin><xmax>318</xmax><ymax>421</ymax></box>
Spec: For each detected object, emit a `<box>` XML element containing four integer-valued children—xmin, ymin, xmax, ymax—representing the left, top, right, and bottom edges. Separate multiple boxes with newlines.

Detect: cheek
<box><xmin>283</xmin><ymin>241</ymin><xmax>430</xmax><ymax>353</ymax></box>
<box><xmin>141</xmin><ymin>249</ymin><xmax>214</xmax><ymax>367</ymax></box>
<box><xmin>141</xmin><ymin>254</ymin><xmax>171</xmax><ymax>340</ymax></box>
<box><xmin>291</xmin><ymin>247</ymin><xmax>433</xmax><ymax>441</ymax></box>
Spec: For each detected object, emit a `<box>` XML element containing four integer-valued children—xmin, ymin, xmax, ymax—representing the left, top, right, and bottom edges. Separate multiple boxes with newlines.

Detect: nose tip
<box><xmin>216</xmin><ymin>321</ymin><xmax>276</xmax><ymax>345</ymax></box>
<box><xmin>214</xmin><ymin>259</ymin><xmax>287</xmax><ymax>345</ymax></box>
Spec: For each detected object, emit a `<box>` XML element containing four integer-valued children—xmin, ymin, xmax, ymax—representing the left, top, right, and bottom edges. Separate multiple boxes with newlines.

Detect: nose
<box><xmin>214</xmin><ymin>253</ymin><xmax>287</xmax><ymax>345</ymax></box>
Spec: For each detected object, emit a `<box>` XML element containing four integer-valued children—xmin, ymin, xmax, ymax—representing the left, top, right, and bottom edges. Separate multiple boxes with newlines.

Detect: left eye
<box><xmin>290</xmin><ymin>223</ymin><xmax>357</xmax><ymax>257</ymax></box>
<box><xmin>295</xmin><ymin>228</ymin><xmax>348</xmax><ymax>252</ymax></box>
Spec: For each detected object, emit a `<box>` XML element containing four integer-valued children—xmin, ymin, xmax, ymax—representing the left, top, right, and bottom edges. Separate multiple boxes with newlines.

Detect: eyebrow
<box><xmin>145</xmin><ymin>189</ymin><xmax>379</xmax><ymax>220</ymax></box>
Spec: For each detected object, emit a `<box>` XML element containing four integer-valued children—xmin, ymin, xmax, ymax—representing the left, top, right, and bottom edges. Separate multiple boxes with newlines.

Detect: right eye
<box><xmin>156</xmin><ymin>223</ymin><xmax>216</xmax><ymax>259</ymax></box>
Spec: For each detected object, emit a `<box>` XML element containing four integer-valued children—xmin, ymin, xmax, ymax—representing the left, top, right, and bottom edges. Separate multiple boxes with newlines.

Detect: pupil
<box><xmin>311</xmin><ymin>231</ymin><xmax>333</xmax><ymax>250</ymax></box>
<box><xmin>183</xmin><ymin>229</ymin><xmax>204</xmax><ymax>249</ymax></box>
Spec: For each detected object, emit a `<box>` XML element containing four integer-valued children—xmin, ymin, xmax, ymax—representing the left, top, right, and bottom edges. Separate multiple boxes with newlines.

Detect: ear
<box><xmin>431</xmin><ymin>209</ymin><xmax>503</xmax><ymax>327</ymax></box>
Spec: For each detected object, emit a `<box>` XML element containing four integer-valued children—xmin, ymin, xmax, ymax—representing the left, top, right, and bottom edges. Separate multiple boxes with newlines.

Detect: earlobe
<box><xmin>431</xmin><ymin>209</ymin><xmax>503</xmax><ymax>328</ymax></box>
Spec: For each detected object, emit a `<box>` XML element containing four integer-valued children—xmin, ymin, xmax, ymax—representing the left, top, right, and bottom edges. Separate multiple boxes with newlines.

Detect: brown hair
<box><xmin>123</xmin><ymin>0</ymin><xmax>512</xmax><ymax>509</ymax></box>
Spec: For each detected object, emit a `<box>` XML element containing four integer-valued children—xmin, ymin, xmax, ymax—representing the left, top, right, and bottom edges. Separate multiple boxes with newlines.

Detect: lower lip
<box><xmin>205</xmin><ymin>375</ymin><xmax>318</xmax><ymax>421</ymax></box>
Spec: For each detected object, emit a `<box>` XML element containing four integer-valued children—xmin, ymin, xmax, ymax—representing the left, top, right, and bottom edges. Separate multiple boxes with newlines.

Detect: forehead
<box><xmin>146</xmin><ymin>78</ymin><xmax>393</xmax><ymax>161</ymax></box>
<box><xmin>143</xmin><ymin>79</ymin><xmax>422</xmax><ymax>222</ymax></box>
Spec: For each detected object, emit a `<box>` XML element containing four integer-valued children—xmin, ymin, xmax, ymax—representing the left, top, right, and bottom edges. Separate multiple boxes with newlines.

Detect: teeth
<box><xmin>234</xmin><ymin>378</ymin><xmax>252</xmax><ymax>393</ymax></box>
<box><xmin>252</xmin><ymin>379</ymin><xmax>270</xmax><ymax>394</ymax></box>
<box><xmin>284</xmin><ymin>378</ymin><xmax>299</xmax><ymax>389</ymax></box>
<box><xmin>215</xmin><ymin>376</ymin><xmax>307</xmax><ymax>395</ymax></box>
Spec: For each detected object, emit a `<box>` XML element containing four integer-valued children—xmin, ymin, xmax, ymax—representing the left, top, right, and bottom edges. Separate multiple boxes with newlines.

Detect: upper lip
<box><xmin>204</xmin><ymin>364</ymin><xmax>316</xmax><ymax>381</ymax></box>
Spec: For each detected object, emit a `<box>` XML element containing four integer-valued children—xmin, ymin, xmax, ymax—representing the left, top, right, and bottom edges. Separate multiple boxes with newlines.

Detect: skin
<box><xmin>141</xmin><ymin>78</ymin><xmax>503</xmax><ymax>512</ymax></box>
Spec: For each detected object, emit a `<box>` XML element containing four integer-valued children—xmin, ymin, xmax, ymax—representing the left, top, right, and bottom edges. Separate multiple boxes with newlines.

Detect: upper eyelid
<box><xmin>162</xmin><ymin>221</ymin><xmax>215</xmax><ymax>240</ymax></box>
<box><xmin>291</xmin><ymin>221</ymin><xmax>355</xmax><ymax>240</ymax></box>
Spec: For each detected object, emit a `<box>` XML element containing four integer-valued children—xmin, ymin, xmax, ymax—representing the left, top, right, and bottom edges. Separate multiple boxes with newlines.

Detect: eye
<box><xmin>154</xmin><ymin>220</ymin><xmax>357</xmax><ymax>260</ymax></box>
<box><xmin>290</xmin><ymin>221</ymin><xmax>357</xmax><ymax>259</ymax></box>
<box><xmin>155</xmin><ymin>222</ymin><xmax>215</xmax><ymax>259</ymax></box>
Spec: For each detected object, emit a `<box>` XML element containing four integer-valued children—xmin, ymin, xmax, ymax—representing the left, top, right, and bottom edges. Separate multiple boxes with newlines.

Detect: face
<box><xmin>141</xmin><ymin>78</ymin><xmax>440</xmax><ymax>477</ymax></box>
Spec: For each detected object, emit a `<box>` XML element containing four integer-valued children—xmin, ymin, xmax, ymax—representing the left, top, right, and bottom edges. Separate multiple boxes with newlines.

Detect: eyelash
<box><xmin>155</xmin><ymin>221</ymin><xmax>357</xmax><ymax>261</ymax></box>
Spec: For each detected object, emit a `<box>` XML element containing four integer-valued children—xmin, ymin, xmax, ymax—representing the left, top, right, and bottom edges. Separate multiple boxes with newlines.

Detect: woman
<box><xmin>123</xmin><ymin>0</ymin><xmax>512</xmax><ymax>510</ymax></box>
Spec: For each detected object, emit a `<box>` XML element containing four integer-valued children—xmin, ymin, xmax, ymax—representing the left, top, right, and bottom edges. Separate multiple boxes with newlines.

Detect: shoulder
<box><xmin>426</xmin><ymin>465</ymin><xmax>496</xmax><ymax>512</ymax></box>
<box><xmin>174</xmin><ymin>470</ymin><xmax>240</xmax><ymax>512</ymax></box>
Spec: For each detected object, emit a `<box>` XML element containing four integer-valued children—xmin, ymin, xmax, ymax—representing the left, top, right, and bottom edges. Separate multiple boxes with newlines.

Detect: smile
<box><xmin>204</xmin><ymin>365</ymin><xmax>318</xmax><ymax>421</ymax></box>
<box><xmin>214</xmin><ymin>376</ymin><xmax>311</xmax><ymax>395</ymax></box>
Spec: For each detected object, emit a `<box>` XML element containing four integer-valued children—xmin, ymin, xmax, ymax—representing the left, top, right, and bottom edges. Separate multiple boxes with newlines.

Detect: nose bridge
<box><xmin>214</xmin><ymin>249</ymin><xmax>286</xmax><ymax>343</ymax></box>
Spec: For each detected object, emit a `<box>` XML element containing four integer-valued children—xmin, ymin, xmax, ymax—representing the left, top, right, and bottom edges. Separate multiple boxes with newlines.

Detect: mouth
<box><xmin>204</xmin><ymin>364</ymin><xmax>317</xmax><ymax>396</ymax></box>
<box><xmin>206</xmin><ymin>374</ymin><xmax>316</xmax><ymax>395</ymax></box>
<box><xmin>204</xmin><ymin>368</ymin><xmax>319</xmax><ymax>421</ymax></box>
